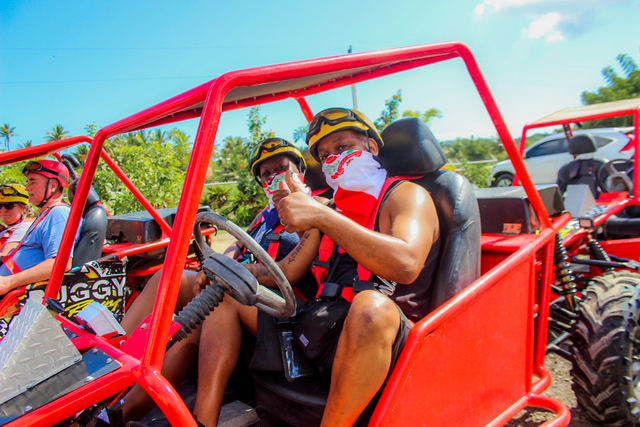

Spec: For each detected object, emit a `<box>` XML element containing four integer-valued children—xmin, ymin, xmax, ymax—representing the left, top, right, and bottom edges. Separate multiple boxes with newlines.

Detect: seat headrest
<box><xmin>301</xmin><ymin>147</ymin><xmax>329</xmax><ymax>192</ymax></box>
<box><xmin>69</xmin><ymin>178</ymin><xmax>101</xmax><ymax>208</ymax></box>
<box><xmin>379</xmin><ymin>118</ymin><xmax>447</xmax><ymax>176</ymax></box>
<box><xmin>569</xmin><ymin>134</ymin><xmax>597</xmax><ymax>156</ymax></box>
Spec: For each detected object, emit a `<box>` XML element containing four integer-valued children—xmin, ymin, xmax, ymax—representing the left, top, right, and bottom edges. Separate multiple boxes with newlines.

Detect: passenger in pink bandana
<box><xmin>187</xmin><ymin>108</ymin><xmax>440</xmax><ymax>427</ymax></box>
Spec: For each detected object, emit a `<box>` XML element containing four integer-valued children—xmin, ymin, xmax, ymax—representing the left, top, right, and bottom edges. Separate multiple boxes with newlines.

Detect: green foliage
<box><xmin>375</xmin><ymin>89</ymin><xmax>443</xmax><ymax>132</ymax></box>
<box><xmin>0</xmin><ymin>161</ymin><xmax>29</xmax><ymax>186</ymax></box>
<box><xmin>401</xmin><ymin>108</ymin><xmax>443</xmax><ymax>126</ymax></box>
<box><xmin>206</xmin><ymin>107</ymin><xmax>272</xmax><ymax>226</ymax></box>
<box><xmin>444</xmin><ymin>136</ymin><xmax>496</xmax><ymax>162</ymax></box>
<box><xmin>458</xmin><ymin>161</ymin><xmax>491</xmax><ymax>189</ymax></box>
<box><xmin>581</xmin><ymin>53</ymin><xmax>640</xmax><ymax>128</ymax></box>
<box><xmin>375</xmin><ymin>90</ymin><xmax>403</xmax><ymax>132</ymax></box>
<box><xmin>89</xmin><ymin>128</ymin><xmax>192</xmax><ymax>215</ymax></box>
<box><xmin>292</xmin><ymin>125</ymin><xmax>308</xmax><ymax>143</ymax></box>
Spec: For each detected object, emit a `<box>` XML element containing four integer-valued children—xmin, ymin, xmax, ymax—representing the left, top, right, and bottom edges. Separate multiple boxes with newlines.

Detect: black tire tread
<box><xmin>570</xmin><ymin>270</ymin><xmax>640</xmax><ymax>426</ymax></box>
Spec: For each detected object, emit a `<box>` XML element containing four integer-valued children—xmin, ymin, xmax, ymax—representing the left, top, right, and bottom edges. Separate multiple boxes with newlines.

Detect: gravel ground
<box><xmin>506</xmin><ymin>353</ymin><xmax>602</xmax><ymax>427</ymax></box>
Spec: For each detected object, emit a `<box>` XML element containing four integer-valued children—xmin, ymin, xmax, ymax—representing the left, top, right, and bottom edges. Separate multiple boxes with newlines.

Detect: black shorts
<box><xmin>249</xmin><ymin>296</ymin><xmax>412</xmax><ymax>374</ymax></box>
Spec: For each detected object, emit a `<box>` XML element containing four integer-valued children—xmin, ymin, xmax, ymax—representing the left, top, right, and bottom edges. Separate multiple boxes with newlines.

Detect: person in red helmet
<box><xmin>0</xmin><ymin>160</ymin><xmax>82</xmax><ymax>295</ymax></box>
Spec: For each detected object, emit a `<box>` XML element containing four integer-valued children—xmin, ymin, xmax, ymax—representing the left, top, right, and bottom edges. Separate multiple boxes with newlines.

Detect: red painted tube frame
<box><xmin>99</xmin><ymin>150</ymin><xmax>173</xmax><ymax>238</ymax></box>
<box><xmin>12</xmin><ymin>42</ymin><xmax>557</xmax><ymax>427</ymax></box>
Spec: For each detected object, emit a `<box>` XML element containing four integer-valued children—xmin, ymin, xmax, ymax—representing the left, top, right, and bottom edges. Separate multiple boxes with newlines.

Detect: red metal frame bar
<box><xmin>99</xmin><ymin>150</ymin><xmax>173</xmax><ymax>238</ymax></box>
<box><xmin>0</xmin><ymin>136</ymin><xmax>92</xmax><ymax>166</ymax></box>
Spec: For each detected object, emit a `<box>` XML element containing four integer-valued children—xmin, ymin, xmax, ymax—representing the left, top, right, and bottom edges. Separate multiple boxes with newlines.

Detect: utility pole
<box><xmin>348</xmin><ymin>45</ymin><xmax>358</xmax><ymax>110</ymax></box>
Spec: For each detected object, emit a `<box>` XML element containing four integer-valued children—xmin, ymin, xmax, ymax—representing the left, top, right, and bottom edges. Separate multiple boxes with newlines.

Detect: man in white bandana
<box><xmin>185</xmin><ymin>108</ymin><xmax>440</xmax><ymax>427</ymax></box>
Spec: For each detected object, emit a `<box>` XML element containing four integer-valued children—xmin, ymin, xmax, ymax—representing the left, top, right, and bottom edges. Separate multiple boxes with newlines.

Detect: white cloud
<box><xmin>475</xmin><ymin>0</ymin><xmax>558</xmax><ymax>15</ymax></box>
<box><xmin>521</xmin><ymin>12</ymin><xmax>565</xmax><ymax>41</ymax></box>
<box><xmin>473</xmin><ymin>0</ymin><xmax>591</xmax><ymax>41</ymax></box>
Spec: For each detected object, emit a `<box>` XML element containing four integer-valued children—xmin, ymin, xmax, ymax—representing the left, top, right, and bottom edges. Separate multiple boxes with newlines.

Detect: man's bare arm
<box><xmin>0</xmin><ymin>257</ymin><xmax>73</xmax><ymax>295</ymax></box>
<box><xmin>194</xmin><ymin>229</ymin><xmax>321</xmax><ymax>293</ymax></box>
<box><xmin>278</xmin><ymin>182</ymin><xmax>438</xmax><ymax>284</ymax></box>
<box><xmin>243</xmin><ymin>229</ymin><xmax>321</xmax><ymax>288</ymax></box>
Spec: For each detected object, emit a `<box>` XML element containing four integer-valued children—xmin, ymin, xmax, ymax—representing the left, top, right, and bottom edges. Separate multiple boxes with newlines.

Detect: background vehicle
<box><xmin>514</xmin><ymin>97</ymin><xmax>640</xmax><ymax>426</ymax></box>
<box><xmin>0</xmin><ymin>42</ymin><xmax>573</xmax><ymax>427</ymax></box>
<box><xmin>490</xmin><ymin>126</ymin><xmax>634</xmax><ymax>187</ymax></box>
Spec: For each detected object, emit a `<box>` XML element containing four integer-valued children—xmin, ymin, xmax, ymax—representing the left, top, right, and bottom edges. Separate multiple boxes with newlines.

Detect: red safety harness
<box><xmin>1</xmin><ymin>205</ymin><xmax>65</xmax><ymax>274</ymax></box>
<box><xmin>311</xmin><ymin>176</ymin><xmax>416</xmax><ymax>302</ymax></box>
<box><xmin>244</xmin><ymin>214</ymin><xmax>287</xmax><ymax>261</ymax></box>
<box><xmin>0</xmin><ymin>224</ymin><xmax>18</xmax><ymax>248</ymax></box>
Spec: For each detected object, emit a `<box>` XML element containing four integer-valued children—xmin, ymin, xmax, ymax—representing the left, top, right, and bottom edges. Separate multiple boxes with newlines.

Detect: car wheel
<box><xmin>491</xmin><ymin>173</ymin><xmax>513</xmax><ymax>187</ymax></box>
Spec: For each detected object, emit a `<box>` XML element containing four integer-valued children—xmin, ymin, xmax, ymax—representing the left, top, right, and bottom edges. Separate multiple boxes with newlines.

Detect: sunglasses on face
<box><xmin>0</xmin><ymin>203</ymin><xmax>17</xmax><ymax>211</ymax></box>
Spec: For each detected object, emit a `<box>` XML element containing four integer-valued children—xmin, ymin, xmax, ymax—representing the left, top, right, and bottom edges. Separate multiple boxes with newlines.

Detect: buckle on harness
<box><xmin>311</xmin><ymin>259</ymin><xmax>331</xmax><ymax>269</ymax></box>
<box><xmin>318</xmin><ymin>282</ymin><xmax>342</xmax><ymax>300</ymax></box>
<box><xmin>266</xmin><ymin>232</ymin><xmax>282</xmax><ymax>243</ymax></box>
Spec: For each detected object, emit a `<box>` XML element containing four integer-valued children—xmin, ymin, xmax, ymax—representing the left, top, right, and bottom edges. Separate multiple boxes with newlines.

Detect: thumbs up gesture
<box><xmin>276</xmin><ymin>172</ymin><xmax>320</xmax><ymax>232</ymax></box>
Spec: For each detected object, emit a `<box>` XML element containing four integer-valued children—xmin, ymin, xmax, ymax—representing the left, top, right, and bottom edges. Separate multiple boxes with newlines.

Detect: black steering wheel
<box><xmin>192</xmin><ymin>212</ymin><xmax>296</xmax><ymax>318</ymax></box>
<box><xmin>597</xmin><ymin>159</ymin><xmax>634</xmax><ymax>193</ymax></box>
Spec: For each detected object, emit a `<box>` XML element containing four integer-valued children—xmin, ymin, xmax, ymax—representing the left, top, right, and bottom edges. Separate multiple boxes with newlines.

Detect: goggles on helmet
<box><xmin>305</xmin><ymin>108</ymin><xmax>383</xmax><ymax>162</ymax></box>
<box><xmin>0</xmin><ymin>185</ymin><xmax>24</xmax><ymax>198</ymax></box>
<box><xmin>22</xmin><ymin>161</ymin><xmax>69</xmax><ymax>186</ymax></box>
<box><xmin>307</xmin><ymin>109</ymin><xmax>366</xmax><ymax>139</ymax></box>
<box><xmin>0</xmin><ymin>184</ymin><xmax>29</xmax><ymax>204</ymax></box>
<box><xmin>249</xmin><ymin>138</ymin><xmax>306</xmax><ymax>183</ymax></box>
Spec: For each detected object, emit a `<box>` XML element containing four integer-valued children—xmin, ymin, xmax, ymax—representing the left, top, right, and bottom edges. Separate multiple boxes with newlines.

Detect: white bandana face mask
<box><xmin>321</xmin><ymin>150</ymin><xmax>387</xmax><ymax>226</ymax></box>
<box><xmin>322</xmin><ymin>150</ymin><xmax>383</xmax><ymax>192</ymax></box>
<box><xmin>262</xmin><ymin>171</ymin><xmax>310</xmax><ymax>210</ymax></box>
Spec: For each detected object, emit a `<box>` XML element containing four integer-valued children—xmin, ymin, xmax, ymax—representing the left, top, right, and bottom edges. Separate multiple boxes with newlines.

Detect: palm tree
<box><xmin>45</xmin><ymin>125</ymin><xmax>69</xmax><ymax>142</ymax></box>
<box><xmin>18</xmin><ymin>140</ymin><xmax>33</xmax><ymax>149</ymax></box>
<box><xmin>0</xmin><ymin>124</ymin><xmax>17</xmax><ymax>152</ymax></box>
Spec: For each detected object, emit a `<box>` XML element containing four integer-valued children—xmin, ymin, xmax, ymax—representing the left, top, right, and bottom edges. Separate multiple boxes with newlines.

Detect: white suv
<box><xmin>490</xmin><ymin>127</ymin><xmax>635</xmax><ymax>187</ymax></box>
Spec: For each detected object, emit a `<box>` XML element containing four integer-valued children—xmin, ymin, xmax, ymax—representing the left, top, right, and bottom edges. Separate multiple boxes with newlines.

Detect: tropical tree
<box><xmin>292</xmin><ymin>125</ymin><xmax>308</xmax><ymax>144</ymax></box>
<box><xmin>17</xmin><ymin>140</ymin><xmax>33</xmax><ymax>149</ymax></box>
<box><xmin>84</xmin><ymin>123</ymin><xmax>99</xmax><ymax>138</ymax></box>
<box><xmin>375</xmin><ymin>90</ymin><xmax>443</xmax><ymax>132</ymax></box>
<box><xmin>374</xmin><ymin>90</ymin><xmax>403</xmax><ymax>132</ymax></box>
<box><xmin>45</xmin><ymin>125</ymin><xmax>69</xmax><ymax>142</ymax></box>
<box><xmin>402</xmin><ymin>108</ymin><xmax>443</xmax><ymax>126</ymax></box>
<box><xmin>0</xmin><ymin>124</ymin><xmax>17</xmax><ymax>152</ymax></box>
<box><xmin>91</xmin><ymin>130</ymin><xmax>185</xmax><ymax>215</ymax></box>
<box><xmin>169</xmin><ymin>128</ymin><xmax>192</xmax><ymax>171</ymax></box>
<box><xmin>581</xmin><ymin>53</ymin><xmax>640</xmax><ymax>128</ymax></box>
<box><xmin>206</xmin><ymin>106</ymin><xmax>274</xmax><ymax>225</ymax></box>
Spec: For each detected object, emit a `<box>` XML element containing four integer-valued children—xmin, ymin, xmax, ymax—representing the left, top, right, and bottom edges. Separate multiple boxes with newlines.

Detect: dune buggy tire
<box><xmin>570</xmin><ymin>270</ymin><xmax>640</xmax><ymax>426</ymax></box>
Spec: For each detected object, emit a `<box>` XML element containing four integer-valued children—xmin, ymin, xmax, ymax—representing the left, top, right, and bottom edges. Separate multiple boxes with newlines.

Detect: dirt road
<box><xmin>506</xmin><ymin>353</ymin><xmax>601</xmax><ymax>427</ymax></box>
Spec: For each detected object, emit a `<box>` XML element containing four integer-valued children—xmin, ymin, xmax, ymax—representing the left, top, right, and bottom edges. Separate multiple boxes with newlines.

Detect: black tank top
<box><xmin>326</xmin><ymin>181</ymin><xmax>441</xmax><ymax>323</ymax></box>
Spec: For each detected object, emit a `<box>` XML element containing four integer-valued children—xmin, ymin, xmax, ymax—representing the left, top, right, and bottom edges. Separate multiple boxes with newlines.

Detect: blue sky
<box><xmin>1</xmin><ymin>0</ymin><xmax>639</xmax><ymax>150</ymax></box>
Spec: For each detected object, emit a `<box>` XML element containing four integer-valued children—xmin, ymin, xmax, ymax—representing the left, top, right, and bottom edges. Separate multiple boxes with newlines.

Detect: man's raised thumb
<box><xmin>285</xmin><ymin>171</ymin><xmax>303</xmax><ymax>193</ymax></box>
